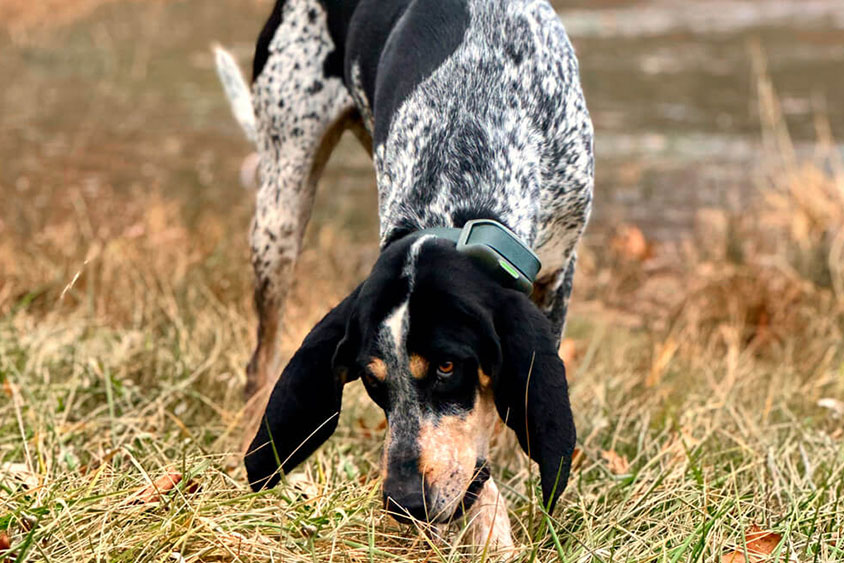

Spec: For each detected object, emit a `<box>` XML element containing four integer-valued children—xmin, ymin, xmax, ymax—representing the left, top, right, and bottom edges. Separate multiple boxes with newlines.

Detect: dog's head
<box><xmin>245</xmin><ymin>234</ymin><xmax>575</xmax><ymax>522</ymax></box>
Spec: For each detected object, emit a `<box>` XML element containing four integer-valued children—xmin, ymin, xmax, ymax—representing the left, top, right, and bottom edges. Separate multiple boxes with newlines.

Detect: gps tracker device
<box><xmin>419</xmin><ymin>219</ymin><xmax>541</xmax><ymax>295</ymax></box>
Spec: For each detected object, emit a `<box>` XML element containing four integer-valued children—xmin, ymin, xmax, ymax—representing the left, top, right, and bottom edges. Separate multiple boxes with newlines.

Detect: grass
<box><xmin>2</xmin><ymin>20</ymin><xmax>844</xmax><ymax>563</ymax></box>
<box><xmin>2</xmin><ymin>163</ymin><xmax>843</xmax><ymax>562</ymax></box>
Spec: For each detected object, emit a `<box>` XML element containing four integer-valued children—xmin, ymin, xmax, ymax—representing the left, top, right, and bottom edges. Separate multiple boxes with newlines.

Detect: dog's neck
<box><xmin>380</xmin><ymin>206</ymin><xmax>511</xmax><ymax>249</ymax></box>
<box><xmin>373</xmin><ymin>105</ymin><xmax>543</xmax><ymax>251</ymax></box>
<box><xmin>382</xmin><ymin>218</ymin><xmax>542</xmax><ymax>295</ymax></box>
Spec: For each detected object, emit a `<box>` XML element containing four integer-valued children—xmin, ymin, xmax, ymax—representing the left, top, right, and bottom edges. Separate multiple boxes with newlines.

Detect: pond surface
<box><xmin>561</xmin><ymin>0</ymin><xmax>844</xmax><ymax>240</ymax></box>
<box><xmin>2</xmin><ymin>0</ymin><xmax>843</xmax><ymax>244</ymax></box>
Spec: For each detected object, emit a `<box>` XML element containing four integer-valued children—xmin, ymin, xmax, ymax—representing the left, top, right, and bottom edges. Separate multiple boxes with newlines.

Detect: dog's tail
<box><xmin>213</xmin><ymin>45</ymin><xmax>258</xmax><ymax>145</ymax></box>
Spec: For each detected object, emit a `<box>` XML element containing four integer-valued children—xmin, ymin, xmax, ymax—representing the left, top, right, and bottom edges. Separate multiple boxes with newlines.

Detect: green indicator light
<box><xmin>498</xmin><ymin>259</ymin><xmax>520</xmax><ymax>280</ymax></box>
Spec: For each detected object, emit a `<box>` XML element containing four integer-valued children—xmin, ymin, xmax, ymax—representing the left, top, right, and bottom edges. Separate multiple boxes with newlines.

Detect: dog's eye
<box><xmin>436</xmin><ymin>361</ymin><xmax>455</xmax><ymax>377</ymax></box>
<box><xmin>362</xmin><ymin>364</ymin><xmax>389</xmax><ymax>409</ymax></box>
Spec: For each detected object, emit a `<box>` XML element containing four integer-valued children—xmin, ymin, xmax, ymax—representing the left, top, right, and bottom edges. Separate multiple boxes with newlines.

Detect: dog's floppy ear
<box><xmin>244</xmin><ymin>285</ymin><xmax>362</xmax><ymax>491</ymax></box>
<box><xmin>491</xmin><ymin>291</ymin><xmax>576</xmax><ymax>512</ymax></box>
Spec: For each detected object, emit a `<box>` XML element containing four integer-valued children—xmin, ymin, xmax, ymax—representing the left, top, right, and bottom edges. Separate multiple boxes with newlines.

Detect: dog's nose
<box><xmin>383</xmin><ymin>489</ymin><xmax>430</xmax><ymax>523</ymax></box>
<box><xmin>382</xmin><ymin>453</ymin><xmax>431</xmax><ymax>522</ymax></box>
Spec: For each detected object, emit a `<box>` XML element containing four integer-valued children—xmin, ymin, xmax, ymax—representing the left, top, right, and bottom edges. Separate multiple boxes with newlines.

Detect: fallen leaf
<box><xmin>559</xmin><ymin>338</ymin><xmax>577</xmax><ymax>367</ymax></box>
<box><xmin>356</xmin><ymin>417</ymin><xmax>388</xmax><ymax>439</ymax></box>
<box><xmin>600</xmin><ymin>450</ymin><xmax>630</xmax><ymax>475</ymax></box>
<box><xmin>128</xmin><ymin>472</ymin><xmax>195</xmax><ymax>504</ymax></box>
<box><xmin>748</xmin><ymin>305</ymin><xmax>772</xmax><ymax>346</ymax></box>
<box><xmin>745</xmin><ymin>526</ymin><xmax>782</xmax><ymax>556</ymax></box>
<box><xmin>721</xmin><ymin>524</ymin><xmax>783</xmax><ymax>562</ymax></box>
<box><xmin>659</xmin><ymin>429</ymin><xmax>700</xmax><ymax>468</ymax></box>
<box><xmin>611</xmin><ymin>224</ymin><xmax>652</xmax><ymax>262</ymax></box>
<box><xmin>287</xmin><ymin>473</ymin><xmax>319</xmax><ymax>499</ymax></box>
<box><xmin>722</xmin><ymin>551</ymin><xmax>747</xmax><ymax>563</ymax></box>
<box><xmin>0</xmin><ymin>463</ymin><xmax>38</xmax><ymax>490</ymax></box>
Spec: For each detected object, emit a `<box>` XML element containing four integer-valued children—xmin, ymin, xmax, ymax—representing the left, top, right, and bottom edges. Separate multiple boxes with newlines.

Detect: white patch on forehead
<box><xmin>402</xmin><ymin>234</ymin><xmax>433</xmax><ymax>282</ymax></box>
<box><xmin>375</xmin><ymin>237</ymin><xmax>433</xmax><ymax>361</ymax></box>
<box><xmin>383</xmin><ymin>300</ymin><xmax>409</xmax><ymax>356</ymax></box>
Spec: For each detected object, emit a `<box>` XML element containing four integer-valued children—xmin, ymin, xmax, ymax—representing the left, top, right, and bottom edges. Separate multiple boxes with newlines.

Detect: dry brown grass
<box><xmin>1</xmin><ymin>44</ymin><xmax>843</xmax><ymax>562</ymax></box>
<box><xmin>2</xmin><ymin>0</ymin><xmax>131</xmax><ymax>34</ymax></box>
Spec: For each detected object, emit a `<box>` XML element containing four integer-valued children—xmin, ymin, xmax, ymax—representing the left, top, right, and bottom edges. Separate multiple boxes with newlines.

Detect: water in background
<box><xmin>2</xmin><ymin>0</ymin><xmax>843</xmax><ymax>245</ymax></box>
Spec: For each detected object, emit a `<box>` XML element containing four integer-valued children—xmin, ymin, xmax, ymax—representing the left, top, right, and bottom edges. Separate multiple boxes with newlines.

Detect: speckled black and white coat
<box><xmin>366</xmin><ymin>0</ymin><xmax>594</xmax><ymax>341</ymax></box>
<box><xmin>216</xmin><ymin>0</ymin><xmax>592</xmax><ymax>552</ymax></box>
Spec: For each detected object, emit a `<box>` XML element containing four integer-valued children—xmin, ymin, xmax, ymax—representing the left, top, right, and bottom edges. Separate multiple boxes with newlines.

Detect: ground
<box><xmin>1</xmin><ymin>1</ymin><xmax>844</xmax><ymax>561</ymax></box>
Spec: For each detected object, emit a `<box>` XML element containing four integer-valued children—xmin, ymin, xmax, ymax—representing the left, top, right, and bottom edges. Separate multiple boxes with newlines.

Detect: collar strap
<box><xmin>419</xmin><ymin>219</ymin><xmax>541</xmax><ymax>295</ymax></box>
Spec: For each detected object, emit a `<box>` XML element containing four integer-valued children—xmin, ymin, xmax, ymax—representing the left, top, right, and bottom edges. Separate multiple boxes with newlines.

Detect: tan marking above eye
<box><xmin>409</xmin><ymin>354</ymin><xmax>429</xmax><ymax>380</ymax></box>
<box><xmin>368</xmin><ymin>358</ymin><xmax>388</xmax><ymax>381</ymax></box>
<box><xmin>477</xmin><ymin>367</ymin><xmax>492</xmax><ymax>389</ymax></box>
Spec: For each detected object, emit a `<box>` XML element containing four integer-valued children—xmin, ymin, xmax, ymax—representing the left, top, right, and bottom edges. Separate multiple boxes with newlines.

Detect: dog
<box><xmin>215</xmin><ymin>0</ymin><xmax>593</xmax><ymax>551</ymax></box>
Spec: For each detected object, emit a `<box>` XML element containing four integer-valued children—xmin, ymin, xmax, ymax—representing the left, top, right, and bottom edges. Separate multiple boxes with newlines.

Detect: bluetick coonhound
<box><xmin>216</xmin><ymin>0</ymin><xmax>593</xmax><ymax>551</ymax></box>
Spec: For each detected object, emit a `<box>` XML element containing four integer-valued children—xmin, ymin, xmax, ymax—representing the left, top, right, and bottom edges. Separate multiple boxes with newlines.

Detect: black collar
<box><xmin>418</xmin><ymin>219</ymin><xmax>541</xmax><ymax>295</ymax></box>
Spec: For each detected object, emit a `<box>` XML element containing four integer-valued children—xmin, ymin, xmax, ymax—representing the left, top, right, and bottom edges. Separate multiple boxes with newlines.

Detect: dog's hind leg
<box><xmin>246</xmin><ymin>0</ymin><xmax>356</xmax><ymax>398</ymax></box>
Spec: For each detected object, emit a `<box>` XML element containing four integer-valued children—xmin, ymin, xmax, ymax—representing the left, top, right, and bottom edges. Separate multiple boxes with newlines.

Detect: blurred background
<box><xmin>2</xmin><ymin>1</ymin><xmax>844</xmax><ymax>560</ymax></box>
<box><xmin>3</xmin><ymin>0</ymin><xmax>844</xmax><ymax>246</ymax></box>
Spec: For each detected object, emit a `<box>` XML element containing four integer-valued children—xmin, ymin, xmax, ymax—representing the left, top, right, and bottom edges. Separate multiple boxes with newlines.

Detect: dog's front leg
<box><xmin>464</xmin><ymin>477</ymin><xmax>515</xmax><ymax>557</ymax></box>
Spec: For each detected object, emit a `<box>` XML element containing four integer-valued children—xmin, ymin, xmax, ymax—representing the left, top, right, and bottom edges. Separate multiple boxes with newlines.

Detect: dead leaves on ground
<box><xmin>559</xmin><ymin>338</ymin><xmax>578</xmax><ymax>368</ymax></box>
<box><xmin>722</xmin><ymin>525</ymin><xmax>783</xmax><ymax>562</ymax></box>
<box><xmin>0</xmin><ymin>462</ymin><xmax>39</xmax><ymax>490</ymax></box>
<box><xmin>818</xmin><ymin>397</ymin><xmax>844</xmax><ymax>418</ymax></box>
<box><xmin>126</xmin><ymin>472</ymin><xmax>199</xmax><ymax>505</ymax></box>
<box><xmin>571</xmin><ymin>448</ymin><xmax>631</xmax><ymax>476</ymax></box>
<box><xmin>1</xmin><ymin>380</ymin><xmax>14</xmax><ymax>398</ymax></box>
<box><xmin>611</xmin><ymin>225</ymin><xmax>653</xmax><ymax>262</ymax></box>
<box><xmin>356</xmin><ymin>417</ymin><xmax>387</xmax><ymax>439</ymax></box>
<box><xmin>600</xmin><ymin>449</ymin><xmax>631</xmax><ymax>475</ymax></box>
<box><xmin>0</xmin><ymin>533</ymin><xmax>10</xmax><ymax>559</ymax></box>
<box><xmin>0</xmin><ymin>535</ymin><xmax>14</xmax><ymax>563</ymax></box>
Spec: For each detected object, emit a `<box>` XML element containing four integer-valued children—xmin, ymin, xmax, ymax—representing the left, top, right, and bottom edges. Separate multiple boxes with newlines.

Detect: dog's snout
<box><xmin>382</xmin><ymin>466</ymin><xmax>430</xmax><ymax>523</ymax></box>
<box><xmin>383</xmin><ymin>487</ymin><xmax>429</xmax><ymax>523</ymax></box>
